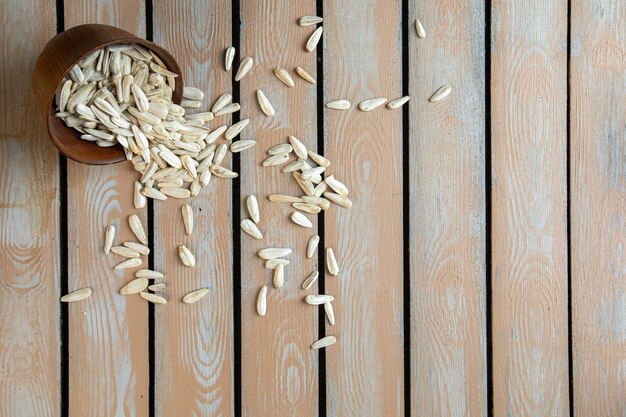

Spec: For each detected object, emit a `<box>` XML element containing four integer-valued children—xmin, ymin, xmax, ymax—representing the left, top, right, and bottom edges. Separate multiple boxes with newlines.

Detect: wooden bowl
<box><xmin>32</xmin><ymin>24</ymin><xmax>183</xmax><ymax>165</ymax></box>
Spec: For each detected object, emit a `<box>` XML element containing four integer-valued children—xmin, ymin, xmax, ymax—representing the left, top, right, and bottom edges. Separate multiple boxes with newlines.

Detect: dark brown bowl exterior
<box><xmin>32</xmin><ymin>24</ymin><xmax>183</xmax><ymax>165</ymax></box>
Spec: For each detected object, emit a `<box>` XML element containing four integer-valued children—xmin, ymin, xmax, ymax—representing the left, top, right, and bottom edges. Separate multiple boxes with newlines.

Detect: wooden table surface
<box><xmin>1</xmin><ymin>0</ymin><xmax>624</xmax><ymax>416</ymax></box>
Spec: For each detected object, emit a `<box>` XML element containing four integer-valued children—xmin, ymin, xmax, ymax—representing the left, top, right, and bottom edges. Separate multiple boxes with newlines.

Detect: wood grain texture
<box><xmin>408</xmin><ymin>1</ymin><xmax>487</xmax><ymax>415</ymax></box>
<box><xmin>239</xmin><ymin>1</ymin><xmax>319</xmax><ymax>416</ymax></box>
<box><xmin>322</xmin><ymin>0</ymin><xmax>404</xmax><ymax>415</ymax></box>
<box><xmin>570</xmin><ymin>0</ymin><xmax>626</xmax><ymax>414</ymax></box>
<box><xmin>64</xmin><ymin>2</ymin><xmax>149</xmax><ymax>416</ymax></box>
<box><xmin>490</xmin><ymin>0</ymin><xmax>569</xmax><ymax>415</ymax></box>
<box><xmin>152</xmin><ymin>1</ymin><xmax>234</xmax><ymax>415</ymax></box>
<box><xmin>0</xmin><ymin>0</ymin><xmax>60</xmax><ymax>416</ymax></box>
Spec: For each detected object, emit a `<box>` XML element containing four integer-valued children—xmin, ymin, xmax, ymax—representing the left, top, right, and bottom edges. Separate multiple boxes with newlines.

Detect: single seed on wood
<box><xmin>140</xmin><ymin>291</ymin><xmax>167</xmax><ymax>304</ymax></box>
<box><xmin>358</xmin><ymin>97</ymin><xmax>387</xmax><ymax>111</ymax></box>
<box><xmin>214</xmin><ymin>143</ymin><xmax>228</xmax><ymax>165</ymax></box>
<box><xmin>302</xmin><ymin>271</ymin><xmax>319</xmax><ymax>290</ymax></box>
<box><xmin>305</xmin><ymin>294</ymin><xmax>335</xmax><ymax>305</ymax></box>
<box><xmin>123</xmin><ymin>241</ymin><xmax>150</xmax><ymax>256</ymax></box>
<box><xmin>308</xmin><ymin>149</ymin><xmax>331</xmax><ymax>167</ymax></box>
<box><xmin>115</xmin><ymin>258</ymin><xmax>143</xmax><ymax>270</ymax></box>
<box><xmin>225</xmin><ymin>46</ymin><xmax>235</xmax><ymax>71</ymax></box>
<box><xmin>178</xmin><ymin>245</ymin><xmax>195</xmax><ymax>267</ymax></box>
<box><xmin>161</xmin><ymin>188</ymin><xmax>191</xmax><ymax>199</ymax></box>
<box><xmin>293</xmin><ymin>172</ymin><xmax>315</xmax><ymax>196</ymax></box>
<box><xmin>225</xmin><ymin>119</ymin><xmax>250</xmax><ymax>140</ymax></box>
<box><xmin>326</xmin><ymin>247</ymin><xmax>339</xmax><ymax>276</ymax></box>
<box><xmin>256</xmin><ymin>90</ymin><xmax>275</xmax><ymax>116</ymax></box>
<box><xmin>301</xmin><ymin>166</ymin><xmax>326</xmax><ymax>181</ymax></box>
<box><xmin>273</xmin><ymin>264</ymin><xmax>285</xmax><ymax>288</ymax></box>
<box><xmin>111</xmin><ymin>246</ymin><xmax>140</xmax><ymax>258</ymax></box>
<box><xmin>210</xmin><ymin>165</ymin><xmax>238</xmax><ymax>178</ymax></box>
<box><xmin>288</xmin><ymin>136</ymin><xmax>308</xmax><ymax>159</ymax></box>
<box><xmin>302</xmin><ymin>196</ymin><xmax>331</xmax><ymax>210</ymax></box>
<box><xmin>129</xmin><ymin>214</ymin><xmax>148</xmax><ymax>245</ymax></box>
<box><xmin>324</xmin><ymin>301</ymin><xmax>336</xmax><ymax>325</ymax></box>
<box><xmin>324</xmin><ymin>192</ymin><xmax>353</xmax><ymax>208</ymax></box>
<box><xmin>387</xmin><ymin>96</ymin><xmax>411</xmax><ymax>109</ymax></box>
<box><xmin>311</xmin><ymin>335</ymin><xmax>336</xmax><ymax>350</ymax></box>
<box><xmin>181</xmin><ymin>204</ymin><xmax>193</xmax><ymax>235</ymax></box>
<box><xmin>273</xmin><ymin>68</ymin><xmax>294</xmax><ymax>87</ymax></box>
<box><xmin>268</xmin><ymin>194</ymin><xmax>303</xmax><ymax>203</ymax></box>
<box><xmin>306</xmin><ymin>27</ymin><xmax>323</xmax><ymax>52</ymax></box>
<box><xmin>257</xmin><ymin>286</ymin><xmax>267</xmax><ymax>316</ymax></box>
<box><xmin>183</xmin><ymin>86</ymin><xmax>204</xmax><ymax>101</ymax></box>
<box><xmin>258</xmin><ymin>248</ymin><xmax>292</xmax><ymax>260</ymax></box>
<box><xmin>104</xmin><ymin>224</ymin><xmax>115</xmax><ymax>255</ymax></box>
<box><xmin>265</xmin><ymin>258</ymin><xmax>290</xmax><ymax>269</ymax></box>
<box><xmin>429</xmin><ymin>84</ymin><xmax>452</xmax><ymax>102</ymax></box>
<box><xmin>183</xmin><ymin>288</ymin><xmax>209</xmax><ymax>304</ymax></box>
<box><xmin>262</xmin><ymin>153</ymin><xmax>290</xmax><ymax>167</ymax></box>
<box><xmin>298</xmin><ymin>15</ymin><xmax>323</xmax><ymax>26</ymax></box>
<box><xmin>415</xmin><ymin>18</ymin><xmax>426</xmax><ymax>38</ymax></box>
<box><xmin>295</xmin><ymin>66</ymin><xmax>316</xmax><ymax>84</ymax></box>
<box><xmin>241</xmin><ymin>219</ymin><xmax>263</xmax><ymax>240</ymax></box>
<box><xmin>181</xmin><ymin>99</ymin><xmax>202</xmax><ymax>108</ymax></box>
<box><xmin>326</xmin><ymin>100</ymin><xmax>350</xmax><ymax>110</ymax></box>
<box><xmin>307</xmin><ymin>235</ymin><xmax>320</xmax><ymax>259</ymax></box>
<box><xmin>181</xmin><ymin>155</ymin><xmax>197</xmax><ymax>179</ymax></box>
<box><xmin>247</xmin><ymin>195</ymin><xmax>260</xmax><ymax>223</ymax></box>
<box><xmin>235</xmin><ymin>57</ymin><xmax>254</xmax><ymax>81</ymax></box>
<box><xmin>148</xmin><ymin>283</ymin><xmax>166</xmax><ymax>292</ymax></box>
<box><xmin>230</xmin><ymin>139</ymin><xmax>257</xmax><ymax>153</ymax></box>
<box><xmin>134</xmin><ymin>181</ymin><xmax>146</xmax><ymax>209</ymax></box>
<box><xmin>141</xmin><ymin>186</ymin><xmax>168</xmax><ymax>201</ymax></box>
<box><xmin>119</xmin><ymin>277</ymin><xmax>148</xmax><ymax>295</ymax></box>
<box><xmin>212</xmin><ymin>93</ymin><xmax>232</xmax><ymax>113</ymax></box>
<box><xmin>325</xmin><ymin>175</ymin><xmax>349</xmax><ymax>196</ymax></box>
<box><xmin>291</xmin><ymin>211</ymin><xmax>313</xmax><ymax>228</ymax></box>
<box><xmin>214</xmin><ymin>102</ymin><xmax>240</xmax><ymax>116</ymax></box>
<box><xmin>206</xmin><ymin>125</ymin><xmax>227</xmax><ymax>144</ymax></box>
<box><xmin>282</xmin><ymin>159</ymin><xmax>308</xmax><ymax>173</ymax></box>
<box><xmin>60</xmin><ymin>288</ymin><xmax>92</xmax><ymax>302</ymax></box>
<box><xmin>293</xmin><ymin>202</ymin><xmax>321</xmax><ymax>214</ymax></box>
<box><xmin>268</xmin><ymin>143</ymin><xmax>293</xmax><ymax>155</ymax></box>
<box><xmin>135</xmin><ymin>269</ymin><xmax>164</xmax><ymax>279</ymax></box>
<box><xmin>140</xmin><ymin>161</ymin><xmax>158</xmax><ymax>183</ymax></box>
<box><xmin>186</xmin><ymin>111</ymin><xmax>214</xmax><ymax>122</ymax></box>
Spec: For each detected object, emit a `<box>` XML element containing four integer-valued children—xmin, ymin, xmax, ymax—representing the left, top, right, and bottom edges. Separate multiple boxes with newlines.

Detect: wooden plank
<box><xmin>239</xmin><ymin>1</ymin><xmax>319</xmax><ymax>416</ymax></box>
<box><xmin>0</xmin><ymin>1</ymin><xmax>60</xmax><ymax>415</ymax></box>
<box><xmin>490</xmin><ymin>0</ymin><xmax>569</xmax><ymax>415</ymax></box>
<box><xmin>408</xmin><ymin>1</ymin><xmax>487</xmax><ymax>415</ymax></box>
<box><xmin>322</xmin><ymin>0</ymin><xmax>404</xmax><ymax>415</ymax></box>
<box><xmin>570</xmin><ymin>0</ymin><xmax>626</xmax><ymax>414</ymax></box>
<box><xmin>64</xmin><ymin>2</ymin><xmax>149</xmax><ymax>416</ymax></box>
<box><xmin>152</xmin><ymin>1</ymin><xmax>234</xmax><ymax>415</ymax></box>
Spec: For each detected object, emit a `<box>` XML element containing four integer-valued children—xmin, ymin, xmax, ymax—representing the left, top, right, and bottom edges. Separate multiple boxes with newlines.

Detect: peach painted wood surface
<box><xmin>571</xmin><ymin>0</ymin><xmax>626</xmax><ymax>414</ymax></box>
<box><xmin>409</xmin><ymin>0</ymin><xmax>487</xmax><ymax>415</ymax></box>
<box><xmin>490</xmin><ymin>0</ymin><xmax>570</xmax><ymax>415</ymax></box>
<box><xmin>322</xmin><ymin>0</ymin><xmax>405</xmax><ymax>415</ymax></box>
<box><xmin>238</xmin><ymin>1</ymin><xmax>320</xmax><ymax>416</ymax></box>
<box><xmin>0</xmin><ymin>0</ymin><xmax>60</xmax><ymax>416</ymax></box>
<box><xmin>152</xmin><ymin>1</ymin><xmax>235</xmax><ymax>415</ymax></box>
<box><xmin>64</xmin><ymin>1</ymin><xmax>149</xmax><ymax>416</ymax></box>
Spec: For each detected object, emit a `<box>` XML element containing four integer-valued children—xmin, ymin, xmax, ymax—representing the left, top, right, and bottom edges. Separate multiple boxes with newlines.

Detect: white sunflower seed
<box><xmin>262</xmin><ymin>153</ymin><xmax>290</xmax><ymax>167</ymax></box>
<box><xmin>213</xmin><ymin>144</ymin><xmax>228</xmax><ymax>165</ymax></box>
<box><xmin>119</xmin><ymin>277</ymin><xmax>149</xmax><ymax>295</ymax></box>
<box><xmin>358</xmin><ymin>97</ymin><xmax>387</xmax><ymax>111</ymax></box>
<box><xmin>298</xmin><ymin>15</ymin><xmax>323</xmax><ymax>26</ymax></box>
<box><xmin>104</xmin><ymin>224</ymin><xmax>115</xmax><ymax>255</ymax></box>
<box><xmin>256</xmin><ymin>90</ymin><xmax>275</xmax><ymax>116</ymax></box>
<box><xmin>181</xmin><ymin>100</ymin><xmax>202</xmax><ymax>108</ymax></box>
<box><xmin>140</xmin><ymin>292</ymin><xmax>167</xmax><ymax>304</ymax></box>
<box><xmin>60</xmin><ymin>287</ymin><xmax>92</xmax><ymax>302</ymax></box>
<box><xmin>293</xmin><ymin>172</ymin><xmax>315</xmax><ymax>195</ymax></box>
<box><xmin>287</xmin><ymin>136</ymin><xmax>308</xmax><ymax>159</ymax></box>
<box><xmin>415</xmin><ymin>18</ymin><xmax>426</xmax><ymax>38</ymax></box>
<box><xmin>305</xmin><ymin>294</ymin><xmax>334</xmax><ymax>305</ymax></box>
<box><xmin>111</xmin><ymin>246</ymin><xmax>140</xmax><ymax>258</ymax></box>
<box><xmin>58</xmin><ymin>79</ymin><xmax>72</xmax><ymax>112</ymax></box>
<box><xmin>302</xmin><ymin>271</ymin><xmax>319</xmax><ymax>290</ymax></box>
<box><xmin>301</xmin><ymin>166</ymin><xmax>326</xmax><ymax>181</ymax></box>
<box><xmin>129</xmin><ymin>214</ymin><xmax>148</xmax><ymax>245</ymax></box>
<box><xmin>302</xmin><ymin>196</ymin><xmax>331</xmax><ymax>210</ymax></box>
<box><xmin>291</xmin><ymin>211</ymin><xmax>313</xmax><ymax>228</ymax></box>
<box><xmin>265</xmin><ymin>258</ymin><xmax>290</xmax><ymax>269</ymax></box>
<box><xmin>206</xmin><ymin>125</ymin><xmax>227</xmax><ymax>144</ymax></box>
<box><xmin>246</xmin><ymin>195</ymin><xmax>260</xmax><ymax>223</ymax></box>
<box><xmin>114</xmin><ymin>258</ymin><xmax>142</xmax><ymax>270</ymax></box>
<box><xmin>225</xmin><ymin>46</ymin><xmax>235</xmax><ymax>71</ymax></box>
<box><xmin>241</xmin><ymin>219</ymin><xmax>263</xmax><ymax>240</ymax></box>
<box><xmin>140</xmin><ymin>161</ymin><xmax>158</xmax><ymax>183</ymax></box>
<box><xmin>311</xmin><ymin>335</ymin><xmax>336</xmax><ymax>350</ymax></box>
<box><xmin>134</xmin><ymin>181</ymin><xmax>147</xmax><ymax>209</ymax></box>
<box><xmin>212</xmin><ymin>93</ymin><xmax>232</xmax><ymax>113</ymax></box>
<box><xmin>257</xmin><ymin>286</ymin><xmax>267</xmax><ymax>316</ymax></box>
<box><xmin>325</xmin><ymin>175</ymin><xmax>349</xmax><ymax>196</ymax></box>
<box><xmin>123</xmin><ymin>241</ymin><xmax>150</xmax><ymax>256</ymax></box>
<box><xmin>231</xmin><ymin>140</ymin><xmax>256</xmax><ymax>153</ymax></box>
<box><xmin>324</xmin><ymin>191</ymin><xmax>353</xmax><ymax>208</ymax></box>
<box><xmin>148</xmin><ymin>283</ymin><xmax>166</xmax><ymax>292</ymax></box>
<box><xmin>225</xmin><ymin>119</ymin><xmax>250</xmax><ymax>140</ymax></box>
<box><xmin>282</xmin><ymin>159</ymin><xmax>309</xmax><ymax>173</ymax></box>
<box><xmin>273</xmin><ymin>263</ymin><xmax>285</xmax><ymax>288</ymax></box>
<box><xmin>293</xmin><ymin>202</ymin><xmax>321</xmax><ymax>214</ymax></box>
<box><xmin>429</xmin><ymin>84</ymin><xmax>451</xmax><ymax>102</ymax></box>
<box><xmin>324</xmin><ymin>302</ymin><xmax>336</xmax><ymax>325</ymax></box>
<box><xmin>268</xmin><ymin>194</ymin><xmax>303</xmax><ymax>203</ymax></box>
<box><xmin>307</xmin><ymin>235</ymin><xmax>320</xmax><ymax>259</ymax></box>
<box><xmin>273</xmin><ymin>68</ymin><xmax>295</xmax><ymax>87</ymax></box>
<box><xmin>130</xmin><ymin>83</ymin><xmax>149</xmax><ymax>112</ymax></box>
<box><xmin>306</xmin><ymin>27</ymin><xmax>323</xmax><ymax>52</ymax></box>
<box><xmin>68</xmin><ymin>65</ymin><xmax>84</xmax><ymax>83</ymax></box>
<box><xmin>210</xmin><ymin>165</ymin><xmax>238</xmax><ymax>178</ymax></box>
<box><xmin>258</xmin><ymin>248</ymin><xmax>292</xmax><ymax>260</ymax></box>
<box><xmin>326</xmin><ymin>100</ymin><xmax>350</xmax><ymax>110</ymax></box>
<box><xmin>387</xmin><ymin>96</ymin><xmax>411</xmax><ymax>109</ymax></box>
<box><xmin>135</xmin><ymin>269</ymin><xmax>164</xmax><ymax>279</ymax></box>
<box><xmin>141</xmin><ymin>186</ymin><xmax>168</xmax><ymax>201</ymax></box>
<box><xmin>214</xmin><ymin>102</ymin><xmax>240</xmax><ymax>116</ymax></box>
<box><xmin>183</xmin><ymin>288</ymin><xmax>209</xmax><ymax>304</ymax></box>
<box><xmin>268</xmin><ymin>143</ymin><xmax>293</xmax><ymax>155</ymax></box>
<box><xmin>295</xmin><ymin>66</ymin><xmax>316</xmax><ymax>84</ymax></box>
<box><xmin>178</xmin><ymin>245</ymin><xmax>195</xmax><ymax>267</ymax></box>
<box><xmin>181</xmin><ymin>204</ymin><xmax>193</xmax><ymax>235</ymax></box>
<box><xmin>235</xmin><ymin>57</ymin><xmax>254</xmax><ymax>81</ymax></box>
<box><xmin>326</xmin><ymin>247</ymin><xmax>339</xmax><ymax>276</ymax></box>
<box><xmin>183</xmin><ymin>86</ymin><xmax>204</xmax><ymax>101</ymax></box>
<box><xmin>161</xmin><ymin>188</ymin><xmax>191</xmax><ymax>199</ymax></box>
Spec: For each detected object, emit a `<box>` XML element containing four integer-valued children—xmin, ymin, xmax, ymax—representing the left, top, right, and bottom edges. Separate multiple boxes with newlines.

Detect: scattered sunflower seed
<box><xmin>291</xmin><ymin>211</ymin><xmax>313</xmax><ymax>228</ymax></box>
<box><xmin>119</xmin><ymin>277</ymin><xmax>149</xmax><ymax>295</ymax></box>
<box><xmin>181</xmin><ymin>204</ymin><xmax>194</xmax><ymax>235</ymax></box>
<box><xmin>268</xmin><ymin>143</ymin><xmax>293</xmax><ymax>155</ymax></box>
<box><xmin>265</xmin><ymin>258</ymin><xmax>290</xmax><ymax>269</ymax></box>
<box><xmin>324</xmin><ymin>192</ymin><xmax>353</xmax><ymax>208</ymax></box>
<box><xmin>257</xmin><ymin>286</ymin><xmax>267</xmax><ymax>316</ymax></box>
<box><xmin>212</xmin><ymin>93</ymin><xmax>232</xmax><ymax>113</ymax></box>
<box><xmin>288</xmin><ymin>136</ymin><xmax>308</xmax><ymax>159</ymax></box>
<box><xmin>325</xmin><ymin>100</ymin><xmax>350</xmax><ymax>110</ymax></box>
<box><xmin>302</xmin><ymin>271</ymin><xmax>319</xmax><ymax>290</ymax></box>
<box><xmin>225</xmin><ymin>46</ymin><xmax>235</xmax><ymax>71</ymax></box>
<box><xmin>273</xmin><ymin>264</ymin><xmax>285</xmax><ymax>288</ymax></box>
<box><xmin>311</xmin><ymin>335</ymin><xmax>336</xmax><ymax>350</ymax></box>
<box><xmin>114</xmin><ymin>258</ymin><xmax>143</xmax><ymax>270</ymax></box>
<box><xmin>305</xmin><ymin>294</ymin><xmax>335</xmax><ymax>305</ymax></box>
<box><xmin>235</xmin><ymin>57</ymin><xmax>254</xmax><ymax>81</ymax></box>
<box><xmin>387</xmin><ymin>96</ymin><xmax>411</xmax><ymax>109</ymax></box>
<box><xmin>262</xmin><ymin>153</ymin><xmax>290</xmax><ymax>167</ymax></box>
<box><xmin>148</xmin><ymin>283</ymin><xmax>166</xmax><ymax>292</ymax></box>
<box><xmin>60</xmin><ymin>287</ymin><xmax>92</xmax><ymax>302</ymax></box>
<box><xmin>295</xmin><ymin>67</ymin><xmax>316</xmax><ymax>84</ymax></box>
<box><xmin>104</xmin><ymin>224</ymin><xmax>115</xmax><ymax>255</ymax></box>
<box><xmin>129</xmin><ymin>214</ymin><xmax>148</xmax><ymax>245</ymax></box>
<box><xmin>429</xmin><ymin>84</ymin><xmax>452</xmax><ymax>102</ymax></box>
<box><xmin>111</xmin><ymin>246</ymin><xmax>141</xmax><ymax>258</ymax></box>
<box><xmin>135</xmin><ymin>269</ymin><xmax>164</xmax><ymax>279</ymax></box>
<box><xmin>326</xmin><ymin>247</ymin><xmax>339</xmax><ymax>276</ymax></box>
<box><xmin>273</xmin><ymin>68</ymin><xmax>294</xmax><ymax>87</ymax></box>
<box><xmin>307</xmin><ymin>235</ymin><xmax>320</xmax><ymax>259</ymax></box>
<box><xmin>258</xmin><ymin>248</ymin><xmax>292</xmax><ymax>260</ymax></box>
<box><xmin>306</xmin><ymin>27</ymin><xmax>323</xmax><ymax>52</ymax></box>
<box><xmin>293</xmin><ymin>202</ymin><xmax>321</xmax><ymax>214</ymax></box>
<box><xmin>134</xmin><ymin>181</ymin><xmax>146</xmax><ymax>209</ymax></box>
<box><xmin>183</xmin><ymin>288</ymin><xmax>209</xmax><ymax>304</ymax></box>
<box><xmin>324</xmin><ymin>302</ymin><xmax>336</xmax><ymax>325</ymax></box>
<box><xmin>308</xmin><ymin>150</ymin><xmax>331</xmax><ymax>167</ymax></box>
<box><xmin>183</xmin><ymin>86</ymin><xmax>204</xmax><ymax>101</ymax></box>
<box><xmin>298</xmin><ymin>15</ymin><xmax>323</xmax><ymax>26</ymax></box>
<box><xmin>178</xmin><ymin>245</ymin><xmax>196</xmax><ymax>267</ymax></box>
<box><xmin>247</xmin><ymin>195</ymin><xmax>260</xmax><ymax>223</ymax></box>
<box><xmin>140</xmin><ymin>291</ymin><xmax>167</xmax><ymax>304</ymax></box>
<box><xmin>123</xmin><ymin>241</ymin><xmax>150</xmax><ymax>256</ymax></box>
<box><xmin>358</xmin><ymin>97</ymin><xmax>387</xmax><ymax>111</ymax></box>
<box><xmin>256</xmin><ymin>90</ymin><xmax>275</xmax><ymax>116</ymax></box>
<box><xmin>268</xmin><ymin>194</ymin><xmax>303</xmax><ymax>203</ymax></box>
<box><xmin>241</xmin><ymin>219</ymin><xmax>263</xmax><ymax>240</ymax></box>
<box><xmin>325</xmin><ymin>175</ymin><xmax>349</xmax><ymax>196</ymax></box>
<box><xmin>415</xmin><ymin>18</ymin><xmax>426</xmax><ymax>38</ymax></box>
<box><xmin>225</xmin><ymin>119</ymin><xmax>250</xmax><ymax>140</ymax></box>
<box><xmin>230</xmin><ymin>139</ymin><xmax>257</xmax><ymax>153</ymax></box>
